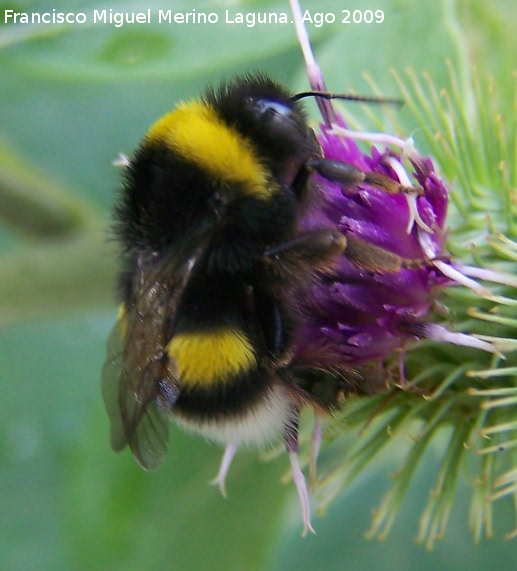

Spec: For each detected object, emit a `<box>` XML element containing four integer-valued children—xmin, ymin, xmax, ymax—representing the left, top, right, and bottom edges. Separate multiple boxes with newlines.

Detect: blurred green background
<box><xmin>1</xmin><ymin>0</ymin><xmax>517</xmax><ymax>569</ymax></box>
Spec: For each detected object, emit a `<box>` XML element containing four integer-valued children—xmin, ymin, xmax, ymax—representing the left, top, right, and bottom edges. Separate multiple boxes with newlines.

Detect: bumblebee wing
<box><xmin>101</xmin><ymin>310</ymin><xmax>176</xmax><ymax>471</ymax></box>
<box><xmin>101</xmin><ymin>258</ymin><xmax>187</xmax><ymax>470</ymax></box>
<box><xmin>101</xmin><ymin>318</ymin><xmax>127</xmax><ymax>453</ymax></box>
<box><xmin>102</xmin><ymin>224</ymin><xmax>214</xmax><ymax>470</ymax></box>
<box><xmin>117</xmin><ymin>371</ymin><xmax>173</xmax><ymax>471</ymax></box>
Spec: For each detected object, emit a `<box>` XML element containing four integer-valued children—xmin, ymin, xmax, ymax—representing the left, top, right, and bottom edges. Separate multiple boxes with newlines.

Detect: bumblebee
<box><xmin>102</xmin><ymin>73</ymin><xmax>400</xmax><ymax>534</ymax></box>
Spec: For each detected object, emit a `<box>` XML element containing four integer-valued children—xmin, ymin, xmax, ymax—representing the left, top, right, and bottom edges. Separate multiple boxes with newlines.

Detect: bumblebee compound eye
<box><xmin>249</xmin><ymin>97</ymin><xmax>308</xmax><ymax>144</ymax></box>
<box><xmin>252</xmin><ymin>98</ymin><xmax>293</xmax><ymax>119</ymax></box>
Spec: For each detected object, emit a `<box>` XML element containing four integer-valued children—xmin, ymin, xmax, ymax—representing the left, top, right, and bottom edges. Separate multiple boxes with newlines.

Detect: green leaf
<box><xmin>0</xmin><ymin>314</ymin><xmax>291</xmax><ymax>571</ymax></box>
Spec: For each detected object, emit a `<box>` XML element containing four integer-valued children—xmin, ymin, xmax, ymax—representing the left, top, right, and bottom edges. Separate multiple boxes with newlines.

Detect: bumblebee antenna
<box><xmin>291</xmin><ymin>91</ymin><xmax>403</xmax><ymax>106</ymax></box>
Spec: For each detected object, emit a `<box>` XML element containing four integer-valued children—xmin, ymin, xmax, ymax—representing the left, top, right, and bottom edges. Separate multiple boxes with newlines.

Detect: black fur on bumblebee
<box><xmin>102</xmin><ymin>73</ymin><xmax>398</xmax><ymax>535</ymax></box>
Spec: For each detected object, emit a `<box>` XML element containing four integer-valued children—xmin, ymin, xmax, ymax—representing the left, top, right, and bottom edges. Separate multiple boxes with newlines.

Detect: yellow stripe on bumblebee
<box><xmin>146</xmin><ymin>101</ymin><xmax>274</xmax><ymax>199</ymax></box>
<box><xmin>167</xmin><ymin>328</ymin><xmax>256</xmax><ymax>386</ymax></box>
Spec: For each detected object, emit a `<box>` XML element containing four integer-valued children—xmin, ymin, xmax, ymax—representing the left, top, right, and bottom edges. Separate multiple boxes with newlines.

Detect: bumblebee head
<box><xmin>117</xmin><ymin>74</ymin><xmax>323</xmax><ymax>254</ymax></box>
<box><xmin>206</xmin><ymin>74</ymin><xmax>320</xmax><ymax>190</ymax></box>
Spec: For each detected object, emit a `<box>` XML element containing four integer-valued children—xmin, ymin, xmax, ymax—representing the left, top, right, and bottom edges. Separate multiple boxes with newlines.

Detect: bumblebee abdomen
<box><xmin>166</xmin><ymin>327</ymin><xmax>256</xmax><ymax>387</ymax></box>
<box><xmin>175</xmin><ymin>382</ymin><xmax>293</xmax><ymax>447</ymax></box>
<box><xmin>170</xmin><ymin>326</ymin><xmax>291</xmax><ymax>446</ymax></box>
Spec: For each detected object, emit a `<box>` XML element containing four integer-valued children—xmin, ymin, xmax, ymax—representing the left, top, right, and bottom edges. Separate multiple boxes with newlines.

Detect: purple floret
<box><xmin>294</xmin><ymin>119</ymin><xmax>450</xmax><ymax>368</ymax></box>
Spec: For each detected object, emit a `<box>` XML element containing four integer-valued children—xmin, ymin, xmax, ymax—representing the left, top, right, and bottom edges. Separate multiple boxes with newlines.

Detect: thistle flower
<box><xmin>287</xmin><ymin>0</ymin><xmax>517</xmax><ymax>548</ymax></box>
<box><xmin>295</xmin><ymin>126</ymin><xmax>463</xmax><ymax>371</ymax></box>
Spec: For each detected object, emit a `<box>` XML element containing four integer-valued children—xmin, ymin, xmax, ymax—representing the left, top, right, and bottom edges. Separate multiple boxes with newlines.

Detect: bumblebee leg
<box><xmin>307</xmin><ymin>158</ymin><xmax>365</xmax><ymax>186</ymax></box>
<box><xmin>264</xmin><ymin>229</ymin><xmax>346</xmax><ymax>270</ymax></box>
<box><xmin>309</xmin><ymin>417</ymin><xmax>323</xmax><ymax>486</ymax></box>
<box><xmin>285</xmin><ymin>412</ymin><xmax>315</xmax><ymax>536</ymax></box>
<box><xmin>344</xmin><ymin>233</ymin><xmax>403</xmax><ymax>273</ymax></box>
<box><xmin>307</xmin><ymin>158</ymin><xmax>422</xmax><ymax>194</ymax></box>
<box><xmin>210</xmin><ymin>442</ymin><xmax>238</xmax><ymax>498</ymax></box>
